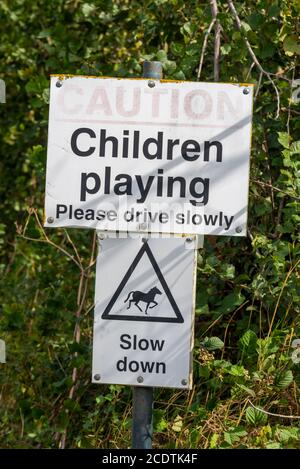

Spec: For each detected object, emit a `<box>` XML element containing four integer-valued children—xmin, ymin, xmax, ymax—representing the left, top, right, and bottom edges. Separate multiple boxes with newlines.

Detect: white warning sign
<box><xmin>92</xmin><ymin>236</ymin><xmax>197</xmax><ymax>389</ymax></box>
<box><xmin>44</xmin><ymin>76</ymin><xmax>253</xmax><ymax>236</ymax></box>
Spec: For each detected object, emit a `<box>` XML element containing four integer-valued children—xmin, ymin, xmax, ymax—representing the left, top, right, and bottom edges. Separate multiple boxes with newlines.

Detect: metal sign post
<box><xmin>132</xmin><ymin>61</ymin><xmax>162</xmax><ymax>450</ymax></box>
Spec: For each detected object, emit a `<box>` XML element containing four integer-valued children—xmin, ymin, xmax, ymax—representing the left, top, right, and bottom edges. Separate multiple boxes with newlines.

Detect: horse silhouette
<box><xmin>124</xmin><ymin>287</ymin><xmax>162</xmax><ymax>315</ymax></box>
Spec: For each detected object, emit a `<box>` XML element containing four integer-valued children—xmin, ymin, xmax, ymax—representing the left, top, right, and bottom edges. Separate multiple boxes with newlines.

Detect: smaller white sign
<box><xmin>92</xmin><ymin>236</ymin><xmax>197</xmax><ymax>389</ymax></box>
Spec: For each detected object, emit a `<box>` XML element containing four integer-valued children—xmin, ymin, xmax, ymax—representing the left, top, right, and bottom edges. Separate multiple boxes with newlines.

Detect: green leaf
<box><xmin>224</xmin><ymin>428</ymin><xmax>247</xmax><ymax>445</ymax></box>
<box><xmin>181</xmin><ymin>22</ymin><xmax>193</xmax><ymax>37</ymax></box>
<box><xmin>236</xmin><ymin>383</ymin><xmax>256</xmax><ymax>398</ymax></box>
<box><xmin>221</xmin><ymin>44</ymin><xmax>231</xmax><ymax>55</ymax></box>
<box><xmin>290</xmin><ymin>141</ymin><xmax>300</xmax><ymax>155</ymax></box>
<box><xmin>163</xmin><ymin>60</ymin><xmax>177</xmax><ymax>73</ymax></box>
<box><xmin>202</xmin><ymin>336</ymin><xmax>224</xmax><ymax>351</ymax></box>
<box><xmin>218</xmin><ymin>291</ymin><xmax>245</xmax><ymax>314</ymax></box>
<box><xmin>278</xmin><ymin>132</ymin><xmax>290</xmax><ymax>149</ymax></box>
<box><xmin>266</xmin><ymin>442</ymin><xmax>281</xmax><ymax>449</ymax></box>
<box><xmin>239</xmin><ymin>330</ymin><xmax>257</xmax><ymax>351</ymax></box>
<box><xmin>209</xmin><ymin>433</ymin><xmax>219</xmax><ymax>448</ymax></box>
<box><xmin>172</xmin><ymin>415</ymin><xmax>183</xmax><ymax>432</ymax></box>
<box><xmin>227</xmin><ymin>364</ymin><xmax>246</xmax><ymax>377</ymax></box>
<box><xmin>259</xmin><ymin>43</ymin><xmax>276</xmax><ymax>59</ymax></box>
<box><xmin>245</xmin><ymin>406</ymin><xmax>268</xmax><ymax>425</ymax></box>
<box><xmin>275</xmin><ymin>370</ymin><xmax>293</xmax><ymax>389</ymax></box>
<box><xmin>195</xmin><ymin>304</ymin><xmax>209</xmax><ymax>315</ymax></box>
<box><xmin>283</xmin><ymin>35</ymin><xmax>300</xmax><ymax>55</ymax></box>
<box><xmin>156</xmin><ymin>418</ymin><xmax>168</xmax><ymax>432</ymax></box>
<box><xmin>240</xmin><ymin>21</ymin><xmax>252</xmax><ymax>33</ymax></box>
<box><xmin>221</xmin><ymin>264</ymin><xmax>235</xmax><ymax>279</ymax></box>
<box><xmin>36</xmin><ymin>30</ymin><xmax>51</xmax><ymax>38</ymax></box>
<box><xmin>247</xmin><ymin>13</ymin><xmax>264</xmax><ymax>29</ymax></box>
<box><xmin>156</xmin><ymin>49</ymin><xmax>168</xmax><ymax>63</ymax></box>
<box><xmin>25</xmin><ymin>76</ymin><xmax>49</xmax><ymax>95</ymax></box>
<box><xmin>82</xmin><ymin>3</ymin><xmax>96</xmax><ymax>17</ymax></box>
<box><xmin>276</xmin><ymin>428</ymin><xmax>298</xmax><ymax>443</ymax></box>
<box><xmin>172</xmin><ymin>70</ymin><xmax>186</xmax><ymax>80</ymax></box>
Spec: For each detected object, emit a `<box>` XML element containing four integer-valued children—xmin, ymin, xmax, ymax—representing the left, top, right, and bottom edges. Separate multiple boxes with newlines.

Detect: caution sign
<box><xmin>92</xmin><ymin>236</ymin><xmax>197</xmax><ymax>389</ymax></box>
<box><xmin>44</xmin><ymin>76</ymin><xmax>253</xmax><ymax>236</ymax></box>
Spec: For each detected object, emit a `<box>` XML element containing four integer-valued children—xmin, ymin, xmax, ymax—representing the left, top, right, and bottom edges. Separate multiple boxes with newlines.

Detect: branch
<box><xmin>287</xmin><ymin>66</ymin><xmax>296</xmax><ymax>135</ymax></box>
<box><xmin>281</xmin><ymin>107</ymin><xmax>300</xmax><ymax>116</ymax></box>
<box><xmin>210</xmin><ymin>0</ymin><xmax>221</xmax><ymax>82</ymax></box>
<box><xmin>250</xmin><ymin>178</ymin><xmax>300</xmax><ymax>202</ymax></box>
<box><xmin>254</xmin><ymin>71</ymin><xmax>263</xmax><ymax>100</ymax></box>
<box><xmin>248</xmin><ymin>399</ymin><xmax>300</xmax><ymax>419</ymax></box>
<box><xmin>197</xmin><ymin>18</ymin><xmax>216</xmax><ymax>81</ymax></box>
<box><xmin>227</xmin><ymin>0</ymin><xmax>280</xmax><ymax>119</ymax></box>
<box><xmin>19</xmin><ymin>208</ymin><xmax>82</xmax><ymax>271</ymax></box>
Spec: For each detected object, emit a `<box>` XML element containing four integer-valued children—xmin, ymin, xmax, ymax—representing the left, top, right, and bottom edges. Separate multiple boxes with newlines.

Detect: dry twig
<box><xmin>210</xmin><ymin>0</ymin><xmax>221</xmax><ymax>82</ymax></box>
<box><xmin>227</xmin><ymin>0</ymin><xmax>280</xmax><ymax>118</ymax></box>
<box><xmin>197</xmin><ymin>19</ymin><xmax>216</xmax><ymax>81</ymax></box>
<box><xmin>248</xmin><ymin>399</ymin><xmax>300</xmax><ymax>419</ymax></box>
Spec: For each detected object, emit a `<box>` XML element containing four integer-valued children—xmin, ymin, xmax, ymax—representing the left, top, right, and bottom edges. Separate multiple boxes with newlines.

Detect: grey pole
<box><xmin>132</xmin><ymin>386</ymin><xmax>153</xmax><ymax>449</ymax></box>
<box><xmin>131</xmin><ymin>60</ymin><xmax>163</xmax><ymax>450</ymax></box>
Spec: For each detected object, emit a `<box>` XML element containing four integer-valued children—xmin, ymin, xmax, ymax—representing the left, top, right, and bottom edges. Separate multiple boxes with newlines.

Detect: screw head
<box><xmin>235</xmin><ymin>226</ymin><xmax>243</xmax><ymax>233</ymax></box>
<box><xmin>243</xmin><ymin>87</ymin><xmax>250</xmax><ymax>95</ymax></box>
<box><xmin>181</xmin><ymin>379</ymin><xmax>188</xmax><ymax>386</ymax></box>
<box><xmin>47</xmin><ymin>217</ymin><xmax>54</xmax><ymax>224</ymax></box>
<box><xmin>94</xmin><ymin>374</ymin><xmax>101</xmax><ymax>381</ymax></box>
<box><xmin>148</xmin><ymin>80</ymin><xmax>156</xmax><ymax>88</ymax></box>
<box><xmin>137</xmin><ymin>376</ymin><xmax>144</xmax><ymax>383</ymax></box>
<box><xmin>56</xmin><ymin>80</ymin><xmax>63</xmax><ymax>88</ymax></box>
<box><xmin>185</xmin><ymin>237</ymin><xmax>193</xmax><ymax>243</ymax></box>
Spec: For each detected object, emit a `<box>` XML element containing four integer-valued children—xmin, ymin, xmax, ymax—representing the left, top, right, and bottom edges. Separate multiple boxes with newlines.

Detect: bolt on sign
<box><xmin>44</xmin><ymin>76</ymin><xmax>253</xmax><ymax>236</ymax></box>
<box><xmin>92</xmin><ymin>236</ymin><xmax>197</xmax><ymax>389</ymax></box>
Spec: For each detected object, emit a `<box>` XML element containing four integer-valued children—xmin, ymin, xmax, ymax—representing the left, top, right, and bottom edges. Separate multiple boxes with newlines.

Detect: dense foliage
<box><xmin>0</xmin><ymin>0</ymin><xmax>299</xmax><ymax>449</ymax></box>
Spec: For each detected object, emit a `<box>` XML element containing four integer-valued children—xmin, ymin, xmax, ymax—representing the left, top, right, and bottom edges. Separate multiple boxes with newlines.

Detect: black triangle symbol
<box><xmin>101</xmin><ymin>242</ymin><xmax>184</xmax><ymax>323</ymax></box>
